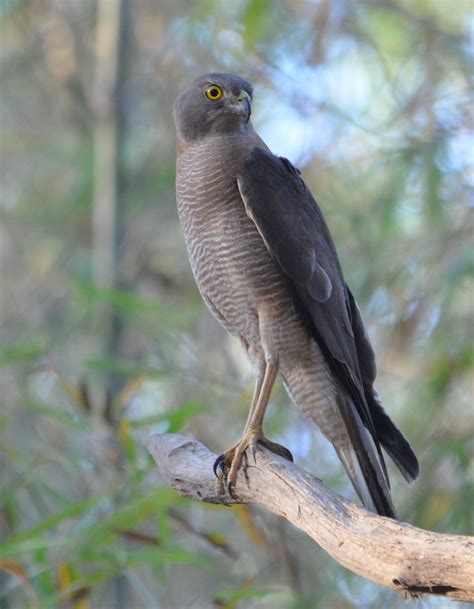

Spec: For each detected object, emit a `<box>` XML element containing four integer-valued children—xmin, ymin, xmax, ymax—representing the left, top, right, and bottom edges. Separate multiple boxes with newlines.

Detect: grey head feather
<box><xmin>174</xmin><ymin>72</ymin><xmax>254</xmax><ymax>142</ymax></box>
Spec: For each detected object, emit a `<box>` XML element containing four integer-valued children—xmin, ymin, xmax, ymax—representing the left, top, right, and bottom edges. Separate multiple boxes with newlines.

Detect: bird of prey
<box><xmin>173</xmin><ymin>72</ymin><xmax>419</xmax><ymax>517</ymax></box>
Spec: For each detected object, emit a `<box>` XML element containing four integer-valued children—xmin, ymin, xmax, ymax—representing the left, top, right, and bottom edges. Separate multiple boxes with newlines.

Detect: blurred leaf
<box><xmin>56</xmin><ymin>563</ymin><xmax>91</xmax><ymax>609</ymax></box>
<box><xmin>0</xmin><ymin>343</ymin><xmax>44</xmax><ymax>366</ymax></box>
<box><xmin>427</xmin><ymin>344</ymin><xmax>473</xmax><ymax>396</ymax></box>
<box><xmin>25</xmin><ymin>399</ymin><xmax>90</xmax><ymax>430</ymax></box>
<box><xmin>112</xmin><ymin>528</ymin><xmax>161</xmax><ymax>546</ymax></box>
<box><xmin>75</xmin><ymin>281</ymin><xmax>157</xmax><ymax>314</ymax></box>
<box><xmin>35</xmin><ymin>564</ymin><xmax>116</xmax><ymax>609</ymax></box>
<box><xmin>57</xmin><ymin>377</ymin><xmax>92</xmax><ymax>413</ymax></box>
<box><xmin>117</xmin><ymin>420</ymin><xmax>137</xmax><ymax>465</ymax></box>
<box><xmin>213</xmin><ymin>583</ymin><xmax>276</xmax><ymax>608</ymax></box>
<box><xmin>0</xmin><ymin>557</ymin><xmax>38</xmax><ymax>604</ymax></box>
<box><xmin>155</xmin><ymin>507</ymin><xmax>172</xmax><ymax>546</ymax></box>
<box><xmin>33</xmin><ymin>547</ymin><xmax>55</xmax><ymax>598</ymax></box>
<box><xmin>64</xmin><ymin>587</ymin><xmax>91</xmax><ymax>609</ymax></box>
<box><xmin>366</xmin><ymin>5</ymin><xmax>418</xmax><ymax>59</ymax></box>
<box><xmin>166</xmin><ymin>400</ymin><xmax>207</xmax><ymax>432</ymax></box>
<box><xmin>125</xmin><ymin>545</ymin><xmax>212</xmax><ymax>570</ymax></box>
<box><xmin>206</xmin><ymin>532</ymin><xmax>235</xmax><ymax>556</ymax></box>
<box><xmin>115</xmin><ymin>375</ymin><xmax>145</xmax><ymax>410</ymax></box>
<box><xmin>243</xmin><ymin>0</ymin><xmax>273</xmax><ymax>48</ymax></box>
<box><xmin>0</xmin><ymin>494</ymin><xmax>108</xmax><ymax>558</ymax></box>
<box><xmin>97</xmin><ymin>488</ymin><xmax>183</xmax><ymax>533</ymax></box>
<box><xmin>130</xmin><ymin>399</ymin><xmax>209</xmax><ymax>432</ymax></box>
<box><xmin>1</xmin><ymin>489</ymin><xmax>19</xmax><ymax>531</ymax></box>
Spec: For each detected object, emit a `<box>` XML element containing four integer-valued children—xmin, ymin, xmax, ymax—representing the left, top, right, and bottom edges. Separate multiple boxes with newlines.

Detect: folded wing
<box><xmin>237</xmin><ymin>147</ymin><xmax>419</xmax><ymax>517</ymax></box>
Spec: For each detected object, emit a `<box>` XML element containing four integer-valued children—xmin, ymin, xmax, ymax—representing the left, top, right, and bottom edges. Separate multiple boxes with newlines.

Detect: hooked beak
<box><xmin>229</xmin><ymin>90</ymin><xmax>251</xmax><ymax>119</ymax></box>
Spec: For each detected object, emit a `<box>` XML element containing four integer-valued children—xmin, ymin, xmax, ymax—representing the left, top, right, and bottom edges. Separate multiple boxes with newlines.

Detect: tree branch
<box><xmin>148</xmin><ymin>433</ymin><xmax>474</xmax><ymax>603</ymax></box>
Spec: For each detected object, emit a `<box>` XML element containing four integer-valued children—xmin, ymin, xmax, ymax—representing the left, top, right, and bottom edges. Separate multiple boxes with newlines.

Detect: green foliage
<box><xmin>242</xmin><ymin>0</ymin><xmax>274</xmax><ymax>49</ymax></box>
<box><xmin>0</xmin><ymin>343</ymin><xmax>45</xmax><ymax>366</ymax></box>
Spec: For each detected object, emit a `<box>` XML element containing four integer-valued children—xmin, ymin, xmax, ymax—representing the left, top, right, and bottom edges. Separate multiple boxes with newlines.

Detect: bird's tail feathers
<box><xmin>336</xmin><ymin>447</ymin><xmax>378</xmax><ymax>514</ymax></box>
<box><xmin>366</xmin><ymin>390</ymin><xmax>420</xmax><ymax>483</ymax></box>
<box><xmin>335</xmin><ymin>394</ymin><xmax>396</xmax><ymax>518</ymax></box>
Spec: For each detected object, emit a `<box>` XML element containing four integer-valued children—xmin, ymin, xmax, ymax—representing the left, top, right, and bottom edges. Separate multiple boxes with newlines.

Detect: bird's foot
<box><xmin>213</xmin><ymin>432</ymin><xmax>293</xmax><ymax>498</ymax></box>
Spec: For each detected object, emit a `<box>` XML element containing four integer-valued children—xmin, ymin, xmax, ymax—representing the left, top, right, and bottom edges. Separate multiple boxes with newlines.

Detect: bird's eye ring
<box><xmin>205</xmin><ymin>85</ymin><xmax>223</xmax><ymax>101</ymax></box>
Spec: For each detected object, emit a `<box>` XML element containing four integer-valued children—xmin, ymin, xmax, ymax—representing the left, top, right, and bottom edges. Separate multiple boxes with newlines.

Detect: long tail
<box><xmin>366</xmin><ymin>389</ymin><xmax>419</xmax><ymax>483</ymax></box>
<box><xmin>334</xmin><ymin>393</ymin><xmax>396</xmax><ymax>518</ymax></box>
<box><xmin>282</xmin><ymin>362</ymin><xmax>397</xmax><ymax>518</ymax></box>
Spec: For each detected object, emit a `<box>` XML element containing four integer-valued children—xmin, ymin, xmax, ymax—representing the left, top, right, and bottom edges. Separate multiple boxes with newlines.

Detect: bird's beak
<box><xmin>230</xmin><ymin>90</ymin><xmax>251</xmax><ymax>119</ymax></box>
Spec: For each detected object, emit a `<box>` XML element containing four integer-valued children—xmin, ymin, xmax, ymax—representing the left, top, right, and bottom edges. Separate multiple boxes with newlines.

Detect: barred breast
<box><xmin>176</xmin><ymin>133</ymin><xmax>347</xmax><ymax>446</ymax></box>
<box><xmin>176</xmin><ymin>132</ymin><xmax>277</xmax><ymax>344</ymax></box>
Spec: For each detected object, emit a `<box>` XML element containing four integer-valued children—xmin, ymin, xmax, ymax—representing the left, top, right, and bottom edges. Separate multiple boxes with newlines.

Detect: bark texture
<box><xmin>148</xmin><ymin>433</ymin><xmax>474</xmax><ymax>603</ymax></box>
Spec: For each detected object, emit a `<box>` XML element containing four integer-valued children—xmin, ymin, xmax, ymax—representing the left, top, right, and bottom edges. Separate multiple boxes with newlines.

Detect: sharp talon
<box><xmin>227</xmin><ymin>481</ymin><xmax>238</xmax><ymax>500</ymax></box>
<box><xmin>242</xmin><ymin>452</ymin><xmax>250</xmax><ymax>485</ymax></box>
<box><xmin>216</xmin><ymin>433</ymin><xmax>290</xmax><ymax>499</ymax></box>
<box><xmin>213</xmin><ymin>454</ymin><xmax>224</xmax><ymax>478</ymax></box>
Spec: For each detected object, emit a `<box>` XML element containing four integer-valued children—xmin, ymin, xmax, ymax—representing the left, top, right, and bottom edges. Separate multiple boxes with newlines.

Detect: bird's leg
<box><xmin>214</xmin><ymin>367</ymin><xmax>263</xmax><ymax>495</ymax></box>
<box><xmin>242</xmin><ymin>366</ymin><xmax>264</xmax><ymax>433</ymax></box>
<box><xmin>214</xmin><ymin>358</ymin><xmax>264</xmax><ymax>494</ymax></box>
<box><xmin>214</xmin><ymin>361</ymin><xmax>293</xmax><ymax>497</ymax></box>
<box><xmin>241</xmin><ymin>361</ymin><xmax>293</xmax><ymax>464</ymax></box>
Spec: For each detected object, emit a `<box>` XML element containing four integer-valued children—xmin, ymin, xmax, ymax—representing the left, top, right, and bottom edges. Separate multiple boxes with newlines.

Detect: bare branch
<box><xmin>148</xmin><ymin>433</ymin><xmax>474</xmax><ymax>603</ymax></box>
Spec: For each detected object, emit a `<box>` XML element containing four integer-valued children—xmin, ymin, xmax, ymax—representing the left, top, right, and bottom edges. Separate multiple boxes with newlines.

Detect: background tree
<box><xmin>0</xmin><ymin>1</ymin><xmax>472</xmax><ymax>608</ymax></box>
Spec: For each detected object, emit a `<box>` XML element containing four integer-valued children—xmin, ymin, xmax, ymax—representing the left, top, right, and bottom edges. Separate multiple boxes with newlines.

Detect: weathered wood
<box><xmin>148</xmin><ymin>433</ymin><xmax>474</xmax><ymax>603</ymax></box>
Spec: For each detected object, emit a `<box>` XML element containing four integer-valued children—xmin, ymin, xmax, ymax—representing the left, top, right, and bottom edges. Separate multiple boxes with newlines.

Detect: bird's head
<box><xmin>174</xmin><ymin>72</ymin><xmax>253</xmax><ymax>142</ymax></box>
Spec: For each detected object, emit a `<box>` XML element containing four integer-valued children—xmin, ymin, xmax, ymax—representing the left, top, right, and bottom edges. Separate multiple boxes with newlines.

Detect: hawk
<box><xmin>173</xmin><ymin>72</ymin><xmax>419</xmax><ymax>517</ymax></box>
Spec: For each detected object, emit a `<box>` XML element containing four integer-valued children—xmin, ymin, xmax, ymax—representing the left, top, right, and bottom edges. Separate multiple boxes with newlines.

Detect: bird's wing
<box><xmin>345</xmin><ymin>285</ymin><xmax>419</xmax><ymax>482</ymax></box>
<box><xmin>237</xmin><ymin>147</ymin><xmax>373</xmax><ymax>425</ymax></box>
<box><xmin>236</xmin><ymin>147</ymin><xmax>418</xmax><ymax>516</ymax></box>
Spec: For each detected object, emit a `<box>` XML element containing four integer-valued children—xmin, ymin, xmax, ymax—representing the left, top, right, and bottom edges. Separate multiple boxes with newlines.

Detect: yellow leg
<box><xmin>244</xmin><ymin>361</ymin><xmax>279</xmax><ymax>442</ymax></box>
<box><xmin>214</xmin><ymin>361</ymin><xmax>293</xmax><ymax>497</ymax></box>
<box><xmin>243</xmin><ymin>367</ymin><xmax>264</xmax><ymax>433</ymax></box>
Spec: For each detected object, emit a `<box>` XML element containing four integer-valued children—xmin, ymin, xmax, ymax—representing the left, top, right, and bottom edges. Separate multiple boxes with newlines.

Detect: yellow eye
<box><xmin>205</xmin><ymin>85</ymin><xmax>223</xmax><ymax>101</ymax></box>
